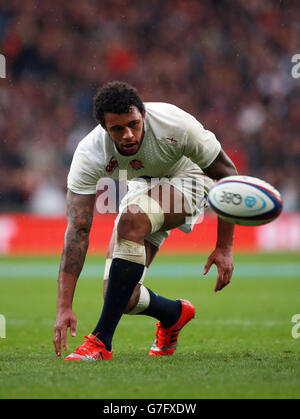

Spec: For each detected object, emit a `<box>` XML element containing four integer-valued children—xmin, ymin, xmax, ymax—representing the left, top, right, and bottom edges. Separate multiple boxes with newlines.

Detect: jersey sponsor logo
<box><xmin>130</xmin><ymin>159</ymin><xmax>144</xmax><ymax>170</ymax></box>
<box><xmin>105</xmin><ymin>157</ymin><xmax>118</xmax><ymax>173</ymax></box>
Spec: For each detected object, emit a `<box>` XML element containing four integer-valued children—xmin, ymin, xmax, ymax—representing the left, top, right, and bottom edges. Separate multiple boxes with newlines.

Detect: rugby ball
<box><xmin>207</xmin><ymin>176</ymin><xmax>283</xmax><ymax>226</ymax></box>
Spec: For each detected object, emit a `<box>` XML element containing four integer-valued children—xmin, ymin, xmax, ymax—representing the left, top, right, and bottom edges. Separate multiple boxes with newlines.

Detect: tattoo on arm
<box><xmin>59</xmin><ymin>192</ymin><xmax>95</xmax><ymax>278</ymax></box>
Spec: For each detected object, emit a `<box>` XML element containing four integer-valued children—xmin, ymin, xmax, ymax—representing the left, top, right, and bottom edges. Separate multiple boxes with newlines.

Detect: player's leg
<box><xmin>142</xmin><ymin>184</ymin><xmax>195</xmax><ymax>356</ymax></box>
<box><xmin>102</xmin><ymin>230</ymin><xmax>182</xmax><ymax>326</ymax></box>
<box><xmin>98</xmin><ymin>184</ymin><xmax>195</xmax><ymax>347</ymax></box>
<box><xmin>101</xmin><ymin>229</ymin><xmax>158</xmax><ymax>314</ymax></box>
<box><xmin>91</xmin><ymin>185</ymin><xmax>189</xmax><ymax>350</ymax></box>
<box><xmin>88</xmin><ymin>207</ymin><xmax>152</xmax><ymax>354</ymax></box>
<box><xmin>104</xmin><ymin>184</ymin><xmax>194</xmax><ymax>355</ymax></box>
<box><xmin>65</xmin><ymin>211</ymin><xmax>152</xmax><ymax>361</ymax></box>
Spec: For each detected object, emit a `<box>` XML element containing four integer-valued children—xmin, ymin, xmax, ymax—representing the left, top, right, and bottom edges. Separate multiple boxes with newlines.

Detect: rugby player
<box><xmin>53</xmin><ymin>81</ymin><xmax>237</xmax><ymax>361</ymax></box>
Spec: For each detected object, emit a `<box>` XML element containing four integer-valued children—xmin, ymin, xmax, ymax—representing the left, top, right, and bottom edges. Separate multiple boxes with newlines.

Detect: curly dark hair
<box><xmin>93</xmin><ymin>81</ymin><xmax>145</xmax><ymax>127</ymax></box>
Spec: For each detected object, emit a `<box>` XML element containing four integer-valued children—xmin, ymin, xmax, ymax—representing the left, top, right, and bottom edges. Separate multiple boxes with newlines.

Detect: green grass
<box><xmin>0</xmin><ymin>252</ymin><xmax>300</xmax><ymax>399</ymax></box>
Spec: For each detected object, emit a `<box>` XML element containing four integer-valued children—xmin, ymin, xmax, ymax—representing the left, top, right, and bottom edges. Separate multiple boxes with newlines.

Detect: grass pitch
<box><xmin>0</xmin><ymin>252</ymin><xmax>299</xmax><ymax>399</ymax></box>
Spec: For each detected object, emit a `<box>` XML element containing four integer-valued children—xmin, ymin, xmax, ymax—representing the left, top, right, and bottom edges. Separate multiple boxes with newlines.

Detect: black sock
<box><xmin>138</xmin><ymin>288</ymin><xmax>182</xmax><ymax>328</ymax></box>
<box><xmin>92</xmin><ymin>258</ymin><xmax>145</xmax><ymax>351</ymax></box>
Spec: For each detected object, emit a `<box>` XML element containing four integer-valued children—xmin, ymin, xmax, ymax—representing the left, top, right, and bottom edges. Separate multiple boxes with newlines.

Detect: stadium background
<box><xmin>0</xmin><ymin>0</ymin><xmax>300</xmax><ymax>255</ymax></box>
<box><xmin>0</xmin><ymin>0</ymin><xmax>300</xmax><ymax>400</ymax></box>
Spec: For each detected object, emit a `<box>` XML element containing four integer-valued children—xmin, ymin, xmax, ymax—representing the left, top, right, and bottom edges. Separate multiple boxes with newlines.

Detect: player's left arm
<box><xmin>202</xmin><ymin>149</ymin><xmax>238</xmax><ymax>292</ymax></box>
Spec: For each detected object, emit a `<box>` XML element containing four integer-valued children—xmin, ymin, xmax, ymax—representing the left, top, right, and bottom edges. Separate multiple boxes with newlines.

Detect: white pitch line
<box><xmin>0</xmin><ymin>262</ymin><xmax>299</xmax><ymax>278</ymax></box>
<box><xmin>4</xmin><ymin>318</ymin><xmax>289</xmax><ymax>328</ymax></box>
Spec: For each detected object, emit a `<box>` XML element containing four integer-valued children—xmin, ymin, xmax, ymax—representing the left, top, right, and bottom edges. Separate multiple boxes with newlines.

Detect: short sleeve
<box><xmin>67</xmin><ymin>144</ymin><xmax>102</xmax><ymax>195</ymax></box>
<box><xmin>183</xmin><ymin>116</ymin><xmax>221</xmax><ymax>169</ymax></box>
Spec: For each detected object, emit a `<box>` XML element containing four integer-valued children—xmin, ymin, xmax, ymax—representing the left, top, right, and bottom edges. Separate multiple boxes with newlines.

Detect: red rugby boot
<box><xmin>64</xmin><ymin>334</ymin><xmax>113</xmax><ymax>361</ymax></box>
<box><xmin>148</xmin><ymin>299</ymin><xmax>195</xmax><ymax>356</ymax></box>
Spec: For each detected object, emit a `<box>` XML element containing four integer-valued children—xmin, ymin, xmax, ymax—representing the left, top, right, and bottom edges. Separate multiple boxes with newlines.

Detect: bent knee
<box><xmin>117</xmin><ymin>207</ymin><xmax>151</xmax><ymax>242</ymax></box>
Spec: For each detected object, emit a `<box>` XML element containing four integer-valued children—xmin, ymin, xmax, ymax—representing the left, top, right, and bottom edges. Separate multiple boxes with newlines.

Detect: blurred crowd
<box><xmin>0</xmin><ymin>0</ymin><xmax>299</xmax><ymax>213</ymax></box>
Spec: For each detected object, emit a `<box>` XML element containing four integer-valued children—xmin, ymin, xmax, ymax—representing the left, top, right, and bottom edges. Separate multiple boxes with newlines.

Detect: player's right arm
<box><xmin>53</xmin><ymin>190</ymin><xmax>95</xmax><ymax>357</ymax></box>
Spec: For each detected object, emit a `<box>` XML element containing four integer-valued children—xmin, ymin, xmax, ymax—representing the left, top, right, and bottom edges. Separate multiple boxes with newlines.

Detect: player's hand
<box><xmin>203</xmin><ymin>247</ymin><xmax>234</xmax><ymax>292</ymax></box>
<box><xmin>53</xmin><ymin>308</ymin><xmax>77</xmax><ymax>357</ymax></box>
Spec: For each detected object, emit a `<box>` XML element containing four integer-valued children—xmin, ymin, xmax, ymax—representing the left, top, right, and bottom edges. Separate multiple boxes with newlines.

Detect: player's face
<box><xmin>104</xmin><ymin>106</ymin><xmax>145</xmax><ymax>156</ymax></box>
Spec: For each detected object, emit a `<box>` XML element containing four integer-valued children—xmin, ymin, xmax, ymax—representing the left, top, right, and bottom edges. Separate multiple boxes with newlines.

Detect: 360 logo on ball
<box><xmin>219</xmin><ymin>191</ymin><xmax>242</xmax><ymax>206</ymax></box>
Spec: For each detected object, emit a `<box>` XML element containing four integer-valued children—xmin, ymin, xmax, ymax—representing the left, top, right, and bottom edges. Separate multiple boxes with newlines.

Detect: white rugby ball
<box><xmin>207</xmin><ymin>176</ymin><xmax>283</xmax><ymax>226</ymax></box>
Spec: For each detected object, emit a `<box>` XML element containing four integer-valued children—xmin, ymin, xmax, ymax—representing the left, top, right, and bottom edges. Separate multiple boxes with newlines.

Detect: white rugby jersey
<box><xmin>67</xmin><ymin>102</ymin><xmax>221</xmax><ymax>194</ymax></box>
